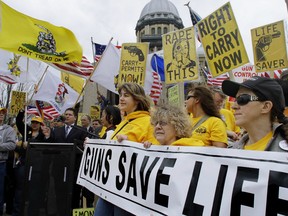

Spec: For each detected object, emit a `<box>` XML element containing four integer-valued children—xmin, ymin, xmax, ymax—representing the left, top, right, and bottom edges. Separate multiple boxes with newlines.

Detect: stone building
<box><xmin>135</xmin><ymin>0</ymin><xmax>184</xmax><ymax>52</ymax></box>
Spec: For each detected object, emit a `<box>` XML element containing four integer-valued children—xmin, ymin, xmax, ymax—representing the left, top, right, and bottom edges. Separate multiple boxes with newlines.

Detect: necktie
<box><xmin>65</xmin><ymin>125</ymin><xmax>70</xmax><ymax>138</ymax></box>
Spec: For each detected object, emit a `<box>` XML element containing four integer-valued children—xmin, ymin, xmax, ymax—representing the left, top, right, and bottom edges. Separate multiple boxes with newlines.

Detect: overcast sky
<box><xmin>3</xmin><ymin>0</ymin><xmax>288</xmax><ymax>63</ymax></box>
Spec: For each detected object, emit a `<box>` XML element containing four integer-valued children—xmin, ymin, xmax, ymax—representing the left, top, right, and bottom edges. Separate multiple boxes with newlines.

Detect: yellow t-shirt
<box><xmin>171</xmin><ymin>137</ymin><xmax>205</xmax><ymax>146</ymax></box>
<box><xmin>191</xmin><ymin>116</ymin><xmax>228</xmax><ymax>146</ymax></box>
<box><xmin>220</xmin><ymin>108</ymin><xmax>240</xmax><ymax>133</ymax></box>
<box><xmin>244</xmin><ymin>131</ymin><xmax>273</xmax><ymax>151</ymax></box>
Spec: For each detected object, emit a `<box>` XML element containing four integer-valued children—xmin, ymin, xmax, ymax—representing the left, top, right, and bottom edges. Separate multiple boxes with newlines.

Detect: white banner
<box><xmin>77</xmin><ymin>139</ymin><xmax>288</xmax><ymax>216</ymax></box>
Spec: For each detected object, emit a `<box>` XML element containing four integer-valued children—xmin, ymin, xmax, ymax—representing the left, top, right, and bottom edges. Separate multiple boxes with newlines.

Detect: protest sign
<box><xmin>118</xmin><ymin>43</ymin><xmax>149</xmax><ymax>86</ymax></box>
<box><xmin>251</xmin><ymin>20</ymin><xmax>288</xmax><ymax>72</ymax></box>
<box><xmin>162</xmin><ymin>27</ymin><xmax>198</xmax><ymax>84</ymax></box>
<box><xmin>198</xmin><ymin>2</ymin><xmax>249</xmax><ymax>77</ymax></box>
<box><xmin>78</xmin><ymin>139</ymin><xmax>288</xmax><ymax>216</ymax></box>
<box><xmin>10</xmin><ymin>90</ymin><xmax>26</xmax><ymax>115</ymax></box>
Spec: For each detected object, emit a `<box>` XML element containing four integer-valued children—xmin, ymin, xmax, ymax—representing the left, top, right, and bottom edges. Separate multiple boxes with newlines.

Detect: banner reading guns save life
<box><xmin>77</xmin><ymin>139</ymin><xmax>288</xmax><ymax>216</ymax></box>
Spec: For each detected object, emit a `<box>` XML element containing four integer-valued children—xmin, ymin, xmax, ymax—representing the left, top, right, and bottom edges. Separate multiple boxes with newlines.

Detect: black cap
<box><xmin>54</xmin><ymin>115</ymin><xmax>65</xmax><ymax>122</ymax></box>
<box><xmin>222</xmin><ymin>76</ymin><xmax>285</xmax><ymax>113</ymax></box>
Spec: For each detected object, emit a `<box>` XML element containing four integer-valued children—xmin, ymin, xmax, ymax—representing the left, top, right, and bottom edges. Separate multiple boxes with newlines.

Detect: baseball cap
<box><xmin>0</xmin><ymin>108</ymin><xmax>7</xmax><ymax>113</ymax></box>
<box><xmin>31</xmin><ymin>116</ymin><xmax>44</xmax><ymax>124</ymax></box>
<box><xmin>222</xmin><ymin>76</ymin><xmax>285</xmax><ymax>113</ymax></box>
<box><xmin>54</xmin><ymin>115</ymin><xmax>65</xmax><ymax>122</ymax></box>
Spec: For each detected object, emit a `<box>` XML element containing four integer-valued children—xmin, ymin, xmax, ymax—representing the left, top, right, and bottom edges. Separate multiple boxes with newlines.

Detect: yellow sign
<box><xmin>90</xmin><ymin>105</ymin><xmax>100</xmax><ymax>120</ymax></box>
<box><xmin>77</xmin><ymin>112</ymin><xmax>86</xmax><ymax>125</ymax></box>
<box><xmin>162</xmin><ymin>27</ymin><xmax>198</xmax><ymax>84</ymax></box>
<box><xmin>198</xmin><ymin>2</ymin><xmax>249</xmax><ymax>77</ymax></box>
<box><xmin>251</xmin><ymin>20</ymin><xmax>288</xmax><ymax>72</ymax></box>
<box><xmin>118</xmin><ymin>43</ymin><xmax>148</xmax><ymax>86</ymax></box>
<box><xmin>72</xmin><ymin>208</ymin><xmax>94</xmax><ymax>216</ymax></box>
<box><xmin>10</xmin><ymin>91</ymin><xmax>27</xmax><ymax>116</ymax></box>
<box><xmin>168</xmin><ymin>84</ymin><xmax>180</xmax><ymax>106</ymax></box>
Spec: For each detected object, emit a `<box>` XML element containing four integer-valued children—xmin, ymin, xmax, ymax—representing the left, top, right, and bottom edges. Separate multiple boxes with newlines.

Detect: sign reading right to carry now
<box><xmin>198</xmin><ymin>2</ymin><xmax>249</xmax><ymax>77</ymax></box>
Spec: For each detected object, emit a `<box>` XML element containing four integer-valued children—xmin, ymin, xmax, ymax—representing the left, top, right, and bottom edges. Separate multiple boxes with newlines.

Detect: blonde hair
<box><xmin>151</xmin><ymin>104</ymin><xmax>192</xmax><ymax>139</ymax></box>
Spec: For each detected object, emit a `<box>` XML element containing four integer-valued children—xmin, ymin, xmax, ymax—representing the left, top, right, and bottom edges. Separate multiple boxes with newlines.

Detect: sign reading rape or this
<box><xmin>162</xmin><ymin>27</ymin><xmax>198</xmax><ymax>84</ymax></box>
<box><xmin>118</xmin><ymin>42</ymin><xmax>149</xmax><ymax>87</ymax></box>
<box><xmin>198</xmin><ymin>2</ymin><xmax>249</xmax><ymax>77</ymax></box>
<box><xmin>251</xmin><ymin>20</ymin><xmax>288</xmax><ymax>72</ymax></box>
<box><xmin>77</xmin><ymin>139</ymin><xmax>288</xmax><ymax>216</ymax></box>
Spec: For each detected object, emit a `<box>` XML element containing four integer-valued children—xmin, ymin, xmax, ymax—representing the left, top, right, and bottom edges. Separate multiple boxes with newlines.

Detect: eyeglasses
<box><xmin>186</xmin><ymin>95</ymin><xmax>196</xmax><ymax>100</ymax></box>
<box><xmin>235</xmin><ymin>94</ymin><xmax>260</xmax><ymax>106</ymax></box>
<box><xmin>154</xmin><ymin>121</ymin><xmax>168</xmax><ymax>127</ymax></box>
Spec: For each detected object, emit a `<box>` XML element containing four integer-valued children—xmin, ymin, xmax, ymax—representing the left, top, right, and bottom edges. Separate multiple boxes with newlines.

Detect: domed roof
<box><xmin>136</xmin><ymin>0</ymin><xmax>183</xmax><ymax>31</ymax></box>
<box><xmin>140</xmin><ymin>0</ymin><xmax>180</xmax><ymax>19</ymax></box>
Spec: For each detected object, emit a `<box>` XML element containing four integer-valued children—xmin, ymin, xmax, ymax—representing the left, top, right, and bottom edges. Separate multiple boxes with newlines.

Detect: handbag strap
<box><xmin>192</xmin><ymin>115</ymin><xmax>209</xmax><ymax>132</ymax></box>
<box><xmin>110</xmin><ymin>118</ymin><xmax>135</xmax><ymax>140</ymax></box>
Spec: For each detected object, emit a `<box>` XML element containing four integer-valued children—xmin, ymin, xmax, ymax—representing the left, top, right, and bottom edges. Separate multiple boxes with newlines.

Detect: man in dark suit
<box><xmin>43</xmin><ymin>107</ymin><xmax>87</xmax><ymax>211</ymax></box>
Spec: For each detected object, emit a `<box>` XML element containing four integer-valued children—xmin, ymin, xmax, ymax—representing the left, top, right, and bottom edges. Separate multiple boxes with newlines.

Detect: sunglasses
<box><xmin>186</xmin><ymin>95</ymin><xmax>196</xmax><ymax>100</ymax></box>
<box><xmin>235</xmin><ymin>94</ymin><xmax>260</xmax><ymax>106</ymax></box>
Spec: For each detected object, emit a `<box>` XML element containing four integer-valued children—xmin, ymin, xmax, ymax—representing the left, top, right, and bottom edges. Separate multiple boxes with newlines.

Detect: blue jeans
<box><xmin>94</xmin><ymin>198</ymin><xmax>134</xmax><ymax>216</ymax></box>
<box><xmin>0</xmin><ymin>162</ymin><xmax>6</xmax><ymax>216</ymax></box>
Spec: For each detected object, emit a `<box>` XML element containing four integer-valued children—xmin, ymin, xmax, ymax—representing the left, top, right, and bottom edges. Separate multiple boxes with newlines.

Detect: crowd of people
<box><xmin>0</xmin><ymin>75</ymin><xmax>287</xmax><ymax>215</ymax></box>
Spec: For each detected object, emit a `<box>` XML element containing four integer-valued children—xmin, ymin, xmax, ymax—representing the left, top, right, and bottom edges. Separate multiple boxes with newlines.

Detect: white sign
<box><xmin>77</xmin><ymin>139</ymin><xmax>288</xmax><ymax>216</ymax></box>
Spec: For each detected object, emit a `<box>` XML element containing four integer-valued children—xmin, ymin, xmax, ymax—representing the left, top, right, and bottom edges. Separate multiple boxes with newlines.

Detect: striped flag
<box><xmin>0</xmin><ymin>75</ymin><xmax>17</xmax><ymax>84</ymax></box>
<box><xmin>260</xmin><ymin>69</ymin><xmax>282</xmax><ymax>79</ymax></box>
<box><xmin>202</xmin><ymin>68</ymin><xmax>229</xmax><ymax>87</ymax></box>
<box><xmin>50</xmin><ymin>56</ymin><xmax>94</xmax><ymax>78</ymax></box>
<box><xmin>27</xmin><ymin>105</ymin><xmax>59</xmax><ymax>120</ymax></box>
<box><xmin>149</xmin><ymin>71</ymin><xmax>162</xmax><ymax>105</ymax></box>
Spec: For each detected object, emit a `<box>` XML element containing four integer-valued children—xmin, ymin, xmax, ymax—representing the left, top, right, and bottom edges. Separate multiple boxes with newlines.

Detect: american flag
<box><xmin>94</xmin><ymin>43</ymin><xmax>107</xmax><ymax>62</ymax></box>
<box><xmin>27</xmin><ymin>105</ymin><xmax>59</xmax><ymax>120</ymax></box>
<box><xmin>50</xmin><ymin>56</ymin><xmax>94</xmax><ymax>78</ymax></box>
<box><xmin>149</xmin><ymin>71</ymin><xmax>162</xmax><ymax>105</ymax></box>
<box><xmin>202</xmin><ymin>68</ymin><xmax>229</xmax><ymax>87</ymax></box>
<box><xmin>260</xmin><ymin>69</ymin><xmax>282</xmax><ymax>79</ymax></box>
<box><xmin>0</xmin><ymin>75</ymin><xmax>17</xmax><ymax>84</ymax></box>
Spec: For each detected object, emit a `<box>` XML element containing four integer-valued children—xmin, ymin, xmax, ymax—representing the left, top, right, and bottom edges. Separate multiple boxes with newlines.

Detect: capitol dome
<box><xmin>136</xmin><ymin>0</ymin><xmax>184</xmax><ymax>52</ymax></box>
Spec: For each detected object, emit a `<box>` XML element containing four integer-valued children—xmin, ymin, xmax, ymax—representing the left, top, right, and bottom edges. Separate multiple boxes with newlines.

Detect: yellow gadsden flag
<box><xmin>0</xmin><ymin>2</ymin><xmax>82</xmax><ymax>63</ymax></box>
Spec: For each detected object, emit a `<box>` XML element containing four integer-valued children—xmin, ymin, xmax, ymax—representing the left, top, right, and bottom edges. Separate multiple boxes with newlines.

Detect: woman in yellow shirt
<box><xmin>143</xmin><ymin>104</ymin><xmax>204</xmax><ymax>147</ymax></box>
<box><xmin>185</xmin><ymin>86</ymin><xmax>228</xmax><ymax>147</ymax></box>
<box><xmin>222</xmin><ymin>76</ymin><xmax>288</xmax><ymax>151</ymax></box>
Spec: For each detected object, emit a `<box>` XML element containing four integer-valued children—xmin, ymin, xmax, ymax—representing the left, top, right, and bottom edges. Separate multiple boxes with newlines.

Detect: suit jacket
<box><xmin>49</xmin><ymin>124</ymin><xmax>87</xmax><ymax>150</ymax></box>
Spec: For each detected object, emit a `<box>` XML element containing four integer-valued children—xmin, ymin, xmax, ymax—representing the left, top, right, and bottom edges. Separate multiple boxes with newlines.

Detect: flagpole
<box><xmin>27</xmin><ymin>65</ymin><xmax>49</xmax><ymax>105</ymax></box>
<box><xmin>73</xmin><ymin>37</ymin><xmax>114</xmax><ymax>108</ymax></box>
<box><xmin>91</xmin><ymin>37</ymin><xmax>96</xmax><ymax>65</ymax></box>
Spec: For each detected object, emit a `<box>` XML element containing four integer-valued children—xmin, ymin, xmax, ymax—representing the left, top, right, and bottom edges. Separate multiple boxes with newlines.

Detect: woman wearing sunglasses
<box><xmin>185</xmin><ymin>86</ymin><xmax>228</xmax><ymax>148</ymax></box>
<box><xmin>143</xmin><ymin>104</ymin><xmax>205</xmax><ymax>148</ymax></box>
<box><xmin>222</xmin><ymin>76</ymin><xmax>288</xmax><ymax>151</ymax></box>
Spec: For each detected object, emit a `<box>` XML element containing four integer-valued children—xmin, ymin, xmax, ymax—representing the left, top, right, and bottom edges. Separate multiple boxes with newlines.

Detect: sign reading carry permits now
<box><xmin>118</xmin><ymin>42</ymin><xmax>149</xmax><ymax>87</ymax></box>
<box><xmin>77</xmin><ymin>140</ymin><xmax>288</xmax><ymax>216</ymax></box>
<box><xmin>251</xmin><ymin>20</ymin><xmax>288</xmax><ymax>72</ymax></box>
<box><xmin>198</xmin><ymin>2</ymin><xmax>249</xmax><ymax>77</ymax></box>
<box><xmin>162</xmin><ymin>27</ymin><xmax>198</xmax><ymax>84</ymax></box>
